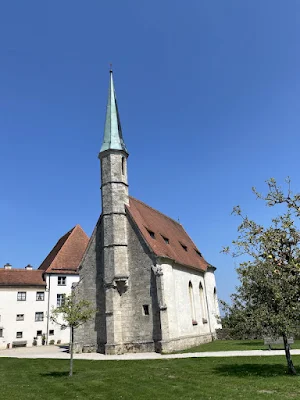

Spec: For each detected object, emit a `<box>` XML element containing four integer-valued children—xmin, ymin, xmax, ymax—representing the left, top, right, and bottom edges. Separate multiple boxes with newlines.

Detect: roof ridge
<box><xmin>129</xmin><ymin>196</ymin><xmax>183</xmax><ymax>228</ymax></box>
<box><xmin>0</xmin><ymin>269</ymin><xmax>42</xmax><ymax>272</ymax></box>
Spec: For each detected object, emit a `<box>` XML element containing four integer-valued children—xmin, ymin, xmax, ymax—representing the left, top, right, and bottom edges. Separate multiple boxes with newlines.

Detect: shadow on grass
<box><xmin>40</xmin><ymin>371</ymin><xmax>73</xmax><ymax>378</ymax></box>
<box><xmin>214</xmin><ymin>363</ymin><xmax>296</xmax><ymax>377</ymax></box>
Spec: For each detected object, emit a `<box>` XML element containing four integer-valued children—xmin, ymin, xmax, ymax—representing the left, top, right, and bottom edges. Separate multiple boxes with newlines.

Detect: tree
<box><xmin>51</xmin><ymin>293</ymin><xmax>95</xmax><ymax>377</ymax></box>
<box><xmin>223</xmin><ymin>178</ymin><xmax>300</xmax><ymax>375</ymax></box>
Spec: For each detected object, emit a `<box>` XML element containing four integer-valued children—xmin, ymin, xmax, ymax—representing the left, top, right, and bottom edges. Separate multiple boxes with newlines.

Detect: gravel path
<box><xmin>1</xmin><ymin>345</ymin><xmax>300</xmax><ymax>360</ymax></box>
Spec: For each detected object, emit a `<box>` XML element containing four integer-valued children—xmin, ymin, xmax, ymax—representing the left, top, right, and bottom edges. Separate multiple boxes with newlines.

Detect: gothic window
<box><xmin>213</xmin><ymin>287</ymin><xmax>218</xmax><ymax>315</ymax></box>
<box><xmin>189</xmin><ymin>281</ymin><xmax>197</xmax><ymax>324</ymax></box>
<box><xmin>199</xmin><ymin>282</ymin><xmax>208</xmax><ymax>323</ymax></box>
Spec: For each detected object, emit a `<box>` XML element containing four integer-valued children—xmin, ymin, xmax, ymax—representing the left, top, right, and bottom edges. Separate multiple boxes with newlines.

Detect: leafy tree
<box><xmin>223</xmin><ymin>178</ymin><xmax>300</xmax><ymax>375</ymax></box>
<box><xmin>51</xmin><ymin>293</ymin><xmax>95</xmax><ymax>377</ymax></box>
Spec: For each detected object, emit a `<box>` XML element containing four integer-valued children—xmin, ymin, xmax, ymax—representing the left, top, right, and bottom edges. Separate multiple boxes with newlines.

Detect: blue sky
<box><xmin>0</xmin><ymin>1</ymin><xmax>299</xmax><ymax>303</ymax></box>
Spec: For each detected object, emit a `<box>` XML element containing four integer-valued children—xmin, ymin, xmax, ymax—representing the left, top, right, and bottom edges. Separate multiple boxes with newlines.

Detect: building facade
<box><xmin>0</xmin><ymin>225</ymin><xmax>88</xmax><ymax>349</ymax></box>
<box><xmin>74</xmin><ymin>71</ymin><xmax>221</xmax><ymax>354</ymax></box>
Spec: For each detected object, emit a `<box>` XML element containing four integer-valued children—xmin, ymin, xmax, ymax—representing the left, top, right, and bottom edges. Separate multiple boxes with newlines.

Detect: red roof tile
<box><xmin>126</xmin><ymin>197</ymin><xmax>209</xmax><ymax>272</ymax></box>
<box><xmin>38</xmin><ymin>225</ymin><xmax>89</xmax><ymax>274</ymax></box>
<box><xmin>0</xmin><ymin>269</ymin><xmax>45</xmax><ymax>287</ymax></box>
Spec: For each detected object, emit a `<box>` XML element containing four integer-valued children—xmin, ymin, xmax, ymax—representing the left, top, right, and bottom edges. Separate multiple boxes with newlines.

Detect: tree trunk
<box><xmin>69</xmin><ymin>325</ymin><xmax>74</xmax><ymax>377</ymax></box>
<box><xmin>283</xmin><ymin>333</ymin><xmax>297</xmax><ymax>375</ymax></box>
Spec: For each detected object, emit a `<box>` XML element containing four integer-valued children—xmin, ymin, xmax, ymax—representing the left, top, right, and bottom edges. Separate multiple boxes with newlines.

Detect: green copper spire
<box><xmin>99</xmin><ymin>70</ymin><xmax>128</xmax><ymax>155</ymax></box>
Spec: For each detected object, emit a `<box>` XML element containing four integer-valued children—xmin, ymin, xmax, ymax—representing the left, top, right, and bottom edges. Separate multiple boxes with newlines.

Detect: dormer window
<box><xmin>161</xmin><ymin>235</ymin><xmax>169</xmax><ymax>244</ymax></box>
<box><xmin>146</xmin><ymin>229</ymin><xmax>155</xmax><ymax>239</ymax></box>
<box><xmin>195</xmin><ymin>249</ymin><xmax>202</xmax><ymax>257</ymax></box>
<box><xmin>180</xmin><ymin>243</ymin><xmax>188</xmax><ymax>251</ymax></box>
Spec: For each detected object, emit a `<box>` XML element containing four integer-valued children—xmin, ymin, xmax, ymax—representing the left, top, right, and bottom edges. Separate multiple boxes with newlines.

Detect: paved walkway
<box><xmin>1</xmin><ymin>345</ymin><xmax>300</xmax><ymax>360</ymax></box>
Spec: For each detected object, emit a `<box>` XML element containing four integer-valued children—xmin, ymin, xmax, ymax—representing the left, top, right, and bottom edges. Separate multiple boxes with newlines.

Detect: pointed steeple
<box><xmin>99</xmin><ymin>69</ymin><xmax>128</xmax><ymax>155</ymax></box>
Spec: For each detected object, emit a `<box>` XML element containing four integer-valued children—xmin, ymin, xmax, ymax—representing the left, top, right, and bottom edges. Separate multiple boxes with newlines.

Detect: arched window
<box><xmin>121</xmin><ymin>157</ymin><xmax>125</xmax><ymax>175</ymax></box>
<box><xmin>189</xmin><ymin>281</ymin><xmax>196</xmax><ymax>323</ymax></box>
<box><xmin>213</xmin><ymin>287</ymin><xmax>218</xmax><ymax>315</ymax></box>
<box><xmin>199</xmin><ymin>282</ymin><xmax>207</xmax><ymax>322</ymax></box>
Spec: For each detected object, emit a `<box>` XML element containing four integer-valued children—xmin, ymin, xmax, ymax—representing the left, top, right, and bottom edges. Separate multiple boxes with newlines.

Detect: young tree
<box><xmin>51</xmin><ymin>293</ymin><xmax>95</xmax><ymax>377</ymax></box>
<box><xmin>223</xmin><ymin>178</ymin><xmax>300</xmax><ymax>375</ymax></box>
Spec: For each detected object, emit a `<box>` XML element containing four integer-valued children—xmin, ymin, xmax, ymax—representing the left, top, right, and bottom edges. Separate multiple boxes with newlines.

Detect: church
<box><xmin>74</xmin><ymin>70</ymin><xmax>221</xmax><ymax>354</ymax></box>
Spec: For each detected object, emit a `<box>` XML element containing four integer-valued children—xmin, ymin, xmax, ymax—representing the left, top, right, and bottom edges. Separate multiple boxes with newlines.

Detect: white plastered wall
<box><xmin>160</xmin><ymin>260</ymin><xmax>220</xmax><ymax>340</ymax></box>
<box><xmin>46</xmin><ymin>273</ymin><xmax>80</xmax><ymax>344</ymax></box>
<box><xmin>0</xmin><ymin>287</ymin><xmax>47</xmax><ymax>349</ymax></box>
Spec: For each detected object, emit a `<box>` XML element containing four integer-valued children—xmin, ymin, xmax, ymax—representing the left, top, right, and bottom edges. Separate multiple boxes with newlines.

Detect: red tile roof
<box><xmin>126</xmin><ymin>197</ymin><xmax>209</xmax><ymax>272</ymax></box>
<box><xmin>38</xmin><ymin>225</ymin><xmax>89</xmax><ymax>274</ymax></box>
<box><xmin>0</xmin><ymin>269</ymin><xmax>45</xmax><ymax>287</ymax></box>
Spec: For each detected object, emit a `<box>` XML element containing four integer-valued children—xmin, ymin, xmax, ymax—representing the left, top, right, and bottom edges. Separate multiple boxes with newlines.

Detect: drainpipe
<box><xmin>203</xmin><ymin>273</ymin><xmax>212</xmax><ymax>338</ymax></box>
<box><xmin>46</xmin><ymin>274</ymin><xmax>51</xmax><ymax>345</ymax></box>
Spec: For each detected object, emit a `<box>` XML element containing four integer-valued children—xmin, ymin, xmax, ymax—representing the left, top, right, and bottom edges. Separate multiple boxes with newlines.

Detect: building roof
<box><xmin>0</xmin><ymin>269</ymin><xmax>46</xmax><ymax>287</ymax></box>
<box><xmin>38</xmin><ymin>225</ymin><xmax>89</xmax><ymax>274</ymax></box>
<box><xmin>126</xmin><ymin>197</ymin><xmax>209</xmax><ymax>272</ymax></box>
<box><xmin>99</xmin><ymin>70</ymin><xmax>128</xmax><ymax>155</ymax></box>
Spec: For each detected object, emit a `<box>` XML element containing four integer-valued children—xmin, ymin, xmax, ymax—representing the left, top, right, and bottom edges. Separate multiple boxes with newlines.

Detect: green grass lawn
<box><xmin>178</xmin><ymin>339</ymin><xmax>300</xmax><ymax>353</ymax></box>
<box><xmin>1</xmin><ymin>356</ymin><xmax>300</xmax><ymax>399</ymax></box>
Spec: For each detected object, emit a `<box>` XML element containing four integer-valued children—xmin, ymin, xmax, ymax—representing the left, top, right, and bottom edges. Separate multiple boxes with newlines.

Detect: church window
<box><xmin>180</xmin><ymin>243</ymin><xmax>188</xmax><ymax>252</ymax></box>
<box><xmin>121</xmin><ymin>157</ymin><xmax>125</xmax><ymax>175</ymax></box>
<box><xmin>143</xmin><ymin>305</ymin><xmax>149</xmax><ymax>315</ymax></box>
<box><xmin>189</xmin><ymin>282</ymin><xmax>197</xmax><ymax>324</ymax></box>
<box><xmin>199</xmin><ymin>282</ymin><xmax>208</xmax><ymax>323</ymax></box>
<box><xmin>147</xmin><ymin>229</ymin><xmax>155</xmax><ymax>239</ymax></box>
<box><xmin>161</xmin><ymin>235</ymin><xmax>169</xmax><ymax>244</ymax></box>
<box><xmin>213</xmin><ymin>287</ymin><xmax>218</xmax><ymax>315</ymax></box>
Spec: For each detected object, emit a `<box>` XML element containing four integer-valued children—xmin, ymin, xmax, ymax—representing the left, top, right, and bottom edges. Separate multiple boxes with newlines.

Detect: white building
<box><xmin>0</xmin><ymin>225</ymin><xmax>88</xmax><ymax>349</ymax></box>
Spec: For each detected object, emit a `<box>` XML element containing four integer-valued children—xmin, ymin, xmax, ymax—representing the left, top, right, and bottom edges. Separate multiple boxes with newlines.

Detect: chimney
<box><xmin>25</xmin><ymin>264</ymin><xmax>33</xmax><ymax>270</ymax></box>
<box><xmin>4</xmin><ymin>263</ymin><xmax>12</xmax><ymax>270</ymax></box>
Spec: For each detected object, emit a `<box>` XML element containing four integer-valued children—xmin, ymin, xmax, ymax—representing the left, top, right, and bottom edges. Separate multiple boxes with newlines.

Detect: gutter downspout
<box><xmin>46</xmin><ymin>274</ymin><xmax>51</xmax><ymax>345</ymax></box>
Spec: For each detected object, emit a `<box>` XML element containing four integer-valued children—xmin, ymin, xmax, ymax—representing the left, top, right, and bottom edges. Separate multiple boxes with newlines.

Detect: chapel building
<box><xmin>75</xmin><ymin>70</ymin><xmax>221</xmax><ymax>354</ymax></box>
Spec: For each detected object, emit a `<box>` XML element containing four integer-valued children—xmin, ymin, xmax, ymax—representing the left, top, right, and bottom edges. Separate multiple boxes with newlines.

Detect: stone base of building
<box><xmin>159</xmin><ymin>332</ymin><xmax>215</xmax><ymax>353</ymax></box>
<box><xmin>104</xmin><ymin>340</ymin><xmax>156</xmax><ymax>355</ymax></box>
<box><xmin>74</xmin><ymin>333</ymin><xmax>215</xmax><ymax>354</ymax></box>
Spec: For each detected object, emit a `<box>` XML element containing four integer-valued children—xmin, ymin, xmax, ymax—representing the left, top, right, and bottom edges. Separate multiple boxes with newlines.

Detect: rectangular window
<box><xmin>36</xmin><ymin>330</ymin><xmax>42</xmax><ymax>336</ymax></box>
<box><xmin>16</xmin><ymin>332</ymin><xmax>23</xmax><ymax>338</ymax></box>
<box><xmin>16</xmin><ymin>314</ymin><xmax>24</xmax><ymax>321</ymax></box>
<box><xmin>35</xmin><ymin>312</ymin><xmax>44</xmax><ymax>322</ymax></box>
<box><xmin>57</xmin><ymin>294</ymin><xmax>65</xmax><ymax>307</ymax></box>
<box><xmin>49</xmin><ymin>330</ymin><xmax>54</xmax><ymax>335</ymax></box>
<box><xmin>36</xmin><ymin>292</ymin><xmax>45</xmax><ymax>301</ymax></box>
<box><xmin>0</xmin><ymin>328</ymin><xmax>3</xmax><ymax>337</ymax></box>
<box><xmin>17</xmin><ymin>292</ymin><xmax>26</xmax><ymax>301</ymax></box>
<box><xmin>143</xmin><ymin>305</ymin><xmax>150</xmax><ymax>315</ymax></box>
<box><xmin>58</xmin><ymin>276</ymin><xmax>66</xmax><ymax>286</ymax></box>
